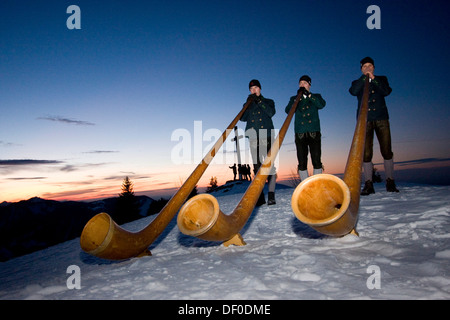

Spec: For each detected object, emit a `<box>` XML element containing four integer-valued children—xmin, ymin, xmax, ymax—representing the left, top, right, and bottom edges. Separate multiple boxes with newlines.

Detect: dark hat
<box><xmin>299</xmin><ymin>75</ymin><xmax>311</xmax><ymax>86</ymax></box>
<box><xmin>360</xmin><ymin>57</ymin><xmax>375</xmax><ymax>68</ymax></box>
<box><xmin>249</xmin><ymin>79</ymin><xmax>261</xmax><ymax>89</ymax></box>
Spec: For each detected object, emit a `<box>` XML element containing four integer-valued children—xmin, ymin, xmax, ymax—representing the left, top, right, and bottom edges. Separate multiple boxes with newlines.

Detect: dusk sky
<box><xmin>1</xmin><ymin>0</ymin><xmax>449</xmax><ymax>202</ymax></box>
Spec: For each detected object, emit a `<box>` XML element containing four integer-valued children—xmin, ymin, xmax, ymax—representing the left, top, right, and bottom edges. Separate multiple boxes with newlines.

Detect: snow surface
<box><xmin>0</xmin><ymin>181</ymin><xmax>449</xmax><ymax>300</ymax></box>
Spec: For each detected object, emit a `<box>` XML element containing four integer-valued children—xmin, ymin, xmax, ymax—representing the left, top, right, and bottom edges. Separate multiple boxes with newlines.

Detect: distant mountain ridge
<box><xmin>0</xmin><ymin>195</ymin><xmax>154</xmax><ymax>262</ymax></box>
<box><xmin>0</xmin><ymin>180</ymin><xmax>292</xmax><ymax>262</ymax></box>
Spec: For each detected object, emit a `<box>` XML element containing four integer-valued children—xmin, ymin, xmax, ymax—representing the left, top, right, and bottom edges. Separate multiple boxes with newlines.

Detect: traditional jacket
<box><xmin>240</xmin><ymin>95</ymin><xmax>276</xmax><ymax>138</ymax></box>
<box><xmin>285</xmin><ymin>93</ymin><xmax>326</xmax><ymax>134</ymax></box>
<box><xmin>349</xmin><ymin>75</ymin><xmax>392</xmax><ymax>121</ymax></box>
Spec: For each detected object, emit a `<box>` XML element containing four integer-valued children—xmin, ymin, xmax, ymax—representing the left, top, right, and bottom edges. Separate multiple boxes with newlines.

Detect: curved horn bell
<box><xmin>291</xmin><ymin>76</ymin><xmax>371</xmax><ymax>237</ymax></box>
<box><xmin>80</xmin><ymin>100</ymin><xmax>253</xmax><ymax>260</ymax></box>
<box><xmin>177</xmin><ymin>160</ymin><xmax>276</xmax><ymax>246</ymax></box>
<box><xmin>177</xmin><ymin>91</ymin><xmax>303</xmax><ymax>246</ymax></box>
<box><xmin>177</xmin><ymin>193</ymin><xmax>248</xmax><ymax>246</ymax></box>
<box><xmin>291</xmin><ymin>174</ymin><xmax>354</xmax><ymax>236</ymax></box>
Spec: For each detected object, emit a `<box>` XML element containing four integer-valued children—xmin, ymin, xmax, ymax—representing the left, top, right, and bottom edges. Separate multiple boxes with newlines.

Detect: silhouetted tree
<box><xmin>114</xmin><ymin>176</ymin><xmax>140</xmax><ymax>224</ymax></box>
<box><xmin>120</xmin><ymin>176</ymin><xmax>134</xmax><ymax>197</ymax></box>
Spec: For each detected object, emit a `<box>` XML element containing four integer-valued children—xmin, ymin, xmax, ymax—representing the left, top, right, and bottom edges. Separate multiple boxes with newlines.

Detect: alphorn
<box><xmin>80</xmin><ymin>99</ymin><xmax>253</xmax><ymax>260</ymax></box>
<box><xmin>291</xmin><ymin>75</ymin><xmax>370</xmax><ymax>236</ymax></box>
<box><xmin>177</xmin><ymin>91</ymin><xmax>303</xmax><ymax>246</ymax></box>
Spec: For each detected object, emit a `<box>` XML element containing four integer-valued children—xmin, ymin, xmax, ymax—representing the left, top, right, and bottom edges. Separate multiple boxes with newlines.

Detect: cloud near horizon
<box><xmin>59</xmin><ymin>162</ymin><xmax>109</xmax><ymax>172</ymax></box>
<box><xmin>82</xmin><ymin>150</ymin><xmax>119</xmax><ymax>154</ymax></box>
<box><xmin>0</xmin><ymin>141</ymin><xmax>21</xmax><ymax>147</ymax></box>
<box><xmin>37</xmin><ymin>116</ymin><xmax>95</xmax><ymax>126</ymax></box>
<box><xmin>0</xmin><ymin>159</ymin><xmax>111</xmax><ymax>176</ymax></box>
<box><xmin>0</xmin><ymin>159</ymin><xmax>64</xmax><ymax>175</ymax></box>
<box><xmin>40</xmin><ymin>188</ymin><xmax>107</xmax><ymax>200</ymax></box>
<box><xmin>0</xmin><ymin>159</ymin><xmax>63</xmax><ymax>166</ymax></box>
<box><xmin>374</xmin><ymin>157</ymin><xmax>450</xmax><ymax>167</ymax></box>
<box><xmin>6</xmin><ymin>177</ymin><xmax>47</xmax><ymax>180</ymax></box>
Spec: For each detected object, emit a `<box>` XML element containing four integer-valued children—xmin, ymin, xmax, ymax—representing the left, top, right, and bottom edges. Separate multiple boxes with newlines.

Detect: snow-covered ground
<box><xmin>0</xmin><ymin>181</ymin><xmax>449</xmax><ymax>300</ymax></box>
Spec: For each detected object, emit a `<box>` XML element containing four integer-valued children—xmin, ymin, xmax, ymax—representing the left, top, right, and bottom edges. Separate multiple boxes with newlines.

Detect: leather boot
<box><xmin>268</xmin><ymin>192</ymin><xmax>276</xmax><ymax>205</ymax></box>
<box><xmin>386</xmin><ymin>178</ymin><xmax>399</xmax><ymax>192</ymax></box>
<box><xmin>361</xmin><ymin>180</ymin><xmax>375</xmax><ymax>195</ymax></box>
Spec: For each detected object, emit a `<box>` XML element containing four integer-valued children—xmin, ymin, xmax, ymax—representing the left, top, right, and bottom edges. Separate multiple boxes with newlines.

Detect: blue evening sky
<box><xmin>1</xmin><ymin>0</ymin><xmax>449</xmax><ymax>201</ymax></box>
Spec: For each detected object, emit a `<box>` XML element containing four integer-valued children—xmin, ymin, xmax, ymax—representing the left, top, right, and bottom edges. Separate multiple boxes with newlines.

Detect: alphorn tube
<box><xmin>177</xmin><ymin>91</ymin><xmax>303</xmax><ymax>245</ymax></box>
<box><xmin>80</xmin><ymin>100</ymin><xmax>253</xmax><ymax>260</ymax></box>
<box><xmin>291</xmin><ymin>76</ymin><xmax>370</xmax><ymax>236</ymax></box>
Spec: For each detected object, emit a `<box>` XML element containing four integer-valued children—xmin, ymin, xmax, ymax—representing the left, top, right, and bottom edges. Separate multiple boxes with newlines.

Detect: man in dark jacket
<box><xmin>349</xmin><ymin>57</ymin><xmax>399</xmax><ymax>195</ymax></box>
<box><xmin>240</xmin><ymin>79</ymin><xmax>277</xmax><ymax>205</ymax></box>
<box><xmin>285</xmin><ymin>75</ymin><xmax>326</xmax><ymax>182</ymax></box>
